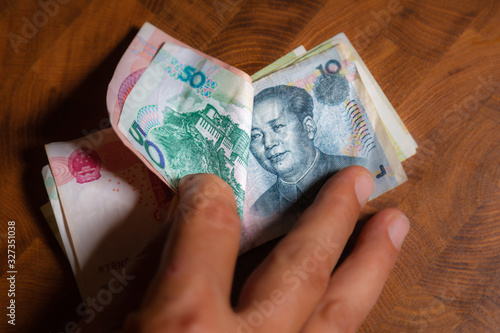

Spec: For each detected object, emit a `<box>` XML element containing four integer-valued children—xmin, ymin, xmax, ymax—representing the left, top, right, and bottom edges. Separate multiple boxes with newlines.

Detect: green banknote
<box><xmin>119</xmin><ymin>42</ymin><xmax>254</xmax><ymax>215</ymax></box>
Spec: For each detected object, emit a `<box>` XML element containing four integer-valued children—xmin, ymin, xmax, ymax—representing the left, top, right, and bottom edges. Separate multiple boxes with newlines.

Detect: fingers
<box><xmin>143</xmin><ymin>174</ymin><xmax>242</xmax><ymax>308</ymax></box>
<box><xmin>236</xmin><ymin>166</ymin><xmax>374</xmax><ymax>331</ymax></box>
<box><xmin>301</xmin><ymin>209</ymin><xmax>410</xmax><ymax>333</ymax></box>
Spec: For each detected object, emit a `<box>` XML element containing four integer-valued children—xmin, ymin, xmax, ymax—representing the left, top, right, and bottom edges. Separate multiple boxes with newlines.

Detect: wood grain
<box><xmin>0</xmin><ymin>0</ymin><xmax>499</xmax><ymax>331</ymax></box>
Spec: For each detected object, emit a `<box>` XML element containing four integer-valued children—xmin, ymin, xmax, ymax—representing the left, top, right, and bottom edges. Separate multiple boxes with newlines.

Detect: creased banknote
<box><xmin>109</xmin><ymin>23</ymin><xmax>413</xmax><ymax>223</ymax></box>
<box><xmin>44</xmin><ymin>128</ymin><xmax>172</xmax><ymax>300</ymax></box>
<box><xmin>119</xmin><ymin>43</ymin><xmax>254</xmax><ymax>216</ymax></box>
<box><xmin>107</xmin><ymin>22</ymin><xmax>253</xmax><ymax>216</ymax></box>
<box><xmin>310</xmin><ymin>34</ymin><xmax>418</xmax><ymax>161</ymax></box>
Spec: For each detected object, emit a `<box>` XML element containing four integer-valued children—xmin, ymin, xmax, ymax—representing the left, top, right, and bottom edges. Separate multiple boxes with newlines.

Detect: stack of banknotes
<box><xmin>41</xmin><ymin>22</ymin><xmax>417</xmax><ymax>301</ymax></box>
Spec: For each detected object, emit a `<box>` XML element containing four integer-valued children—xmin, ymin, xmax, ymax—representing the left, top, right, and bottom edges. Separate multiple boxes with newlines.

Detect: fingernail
<box><xmin>355</xmin><ymin>171</ymin><xmax>374</xmax><ymax>206</ymax></box>
<box><xmin>388</xmin><ymin>214</ymin><xmax>410</xmax><ymax>250</ymax></box>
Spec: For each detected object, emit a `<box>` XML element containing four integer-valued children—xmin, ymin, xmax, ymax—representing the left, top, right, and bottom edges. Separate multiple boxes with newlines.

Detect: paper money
<box><xmin>103</xmin><ymin>22</ymin><xmax>414</xmax><ymax>251</ymax></box>
<box><xmin>251</xmin><ymin>45</ymin><xmax>307</xmax><ymax>81</ymax></box>
<box><xmin>251</xmin><ymin>34</ymin><xmax>417</xmax><ymax>162</ymax></box>
<box><xmin>238</xmin><ymin>43</ymin><xmax>407</xmax><ymax>250</ymax></box>
<box><xmin>44</xmin><ymin>129</ymin><xmax>172</xmax><ymax>300</ymax></box>
<box><xmin>119</xmin><ymin>43</ymin><xmax>254</xmax><ymax>216</ymax></box>
<box><xmin>42</xmin><ymin>165</ymin><xmax>85</xmax><ymax>295</ymax></box>
<box><xmin>314</xmin><ymin>34</ymin><xmax>418</xmax><ymax>161</ymax></box>
<box><xmin>40</xmin><ymin>202</ymin><xmax>69</xmax><ymax>260</ymax></box>
<box><xmin>41</xmin><ymin>22</ymin><xmax>417</xmax><ymax>297</ymax></box>
<box><xmin>107</xmin><ymin>22</ymin><xmax>253</xmax><ymax>216</ymax></box>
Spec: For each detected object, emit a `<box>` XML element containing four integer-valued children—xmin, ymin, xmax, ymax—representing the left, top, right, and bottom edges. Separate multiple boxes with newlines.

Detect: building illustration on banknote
<box><xmin>147</xmin><ymin>103</ymin><xmax>249</xmax><ymax>215</ymax></box>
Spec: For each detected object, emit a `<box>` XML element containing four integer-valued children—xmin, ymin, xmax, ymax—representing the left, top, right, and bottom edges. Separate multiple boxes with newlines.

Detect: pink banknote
<box><xmin>44</xmin><ymin>129</ymin><xmax>173</xmax><ymax>300</ymax></box>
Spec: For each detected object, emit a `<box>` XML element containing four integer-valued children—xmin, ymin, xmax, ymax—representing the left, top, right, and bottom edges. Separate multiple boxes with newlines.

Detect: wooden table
<box><xmin>1</xmin><ymin>0</ymin><xmax>499</xmax><ymax>331</ymax></box>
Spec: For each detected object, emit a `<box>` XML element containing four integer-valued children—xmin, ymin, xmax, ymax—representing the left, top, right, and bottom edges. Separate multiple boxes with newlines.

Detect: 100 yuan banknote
<box><xmin>44</xmin><ymin>129</ymin><xmax>172</xmax><ymax>300</ymax></box>
<box><xmin>240</xmin><ymin>44</ymin><xmax>407</xmax><ymax>251</ymax></box>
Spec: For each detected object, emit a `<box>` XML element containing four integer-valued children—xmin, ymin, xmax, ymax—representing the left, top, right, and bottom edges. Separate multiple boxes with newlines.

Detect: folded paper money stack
<box><xmin>41</xmin><ymin>22</ymin><xmax>417</xmax><ymax>301</ymax></box>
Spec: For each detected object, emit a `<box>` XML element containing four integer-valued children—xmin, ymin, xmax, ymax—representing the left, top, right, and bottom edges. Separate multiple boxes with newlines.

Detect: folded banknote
<box><xmin>42</xmin><ymin>22</ymin><xmax>417</xmax><ymax>297</ymax></box>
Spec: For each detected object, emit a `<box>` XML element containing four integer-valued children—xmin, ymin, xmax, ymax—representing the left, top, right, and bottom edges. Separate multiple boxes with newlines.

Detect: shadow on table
<box><xmin>21</xmin><ymin>27</ymin><xmax>139</xmax><ymax>332</ymax></box>
<box><xmin>231</xmin><ymin>212</ymin><xmax>372</xmax><ymax>306</ymax></box>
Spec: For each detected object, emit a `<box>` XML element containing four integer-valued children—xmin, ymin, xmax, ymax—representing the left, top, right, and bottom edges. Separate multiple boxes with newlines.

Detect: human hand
<box><xmin>123</xmin><ymin>166</ymin><xmax>410</xmax><ymax>332</ymax></box>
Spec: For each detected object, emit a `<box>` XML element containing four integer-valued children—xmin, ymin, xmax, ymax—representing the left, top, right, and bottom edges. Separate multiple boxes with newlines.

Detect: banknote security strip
<box><xmin>41</xmin><ymin>22</ymin><xmax>417</xmax><ymax>300</ymax></box>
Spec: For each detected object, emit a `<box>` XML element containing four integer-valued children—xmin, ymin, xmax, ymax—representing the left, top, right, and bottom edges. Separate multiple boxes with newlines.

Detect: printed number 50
<box><xmin>179</xmin><ymin>65</ymin><xmax>206</xmax><ymax>89</ymax></box>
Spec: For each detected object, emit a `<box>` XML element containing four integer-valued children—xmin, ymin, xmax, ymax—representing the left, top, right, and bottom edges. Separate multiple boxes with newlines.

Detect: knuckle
<box><xmin>178</xmin><ymin>175</ymin><xmax>236</xmax><ymax>213</ymax></box>
<box><xmin>201</xmin><ymin>198</ymin><xmax>241</xmax><ymax>233</ymax></box>
<box><xmin>271</xmin><ymin>240</ymin><xmax>332</xmax><ymax>292</ymax></box>
<box><xmin>270</xmin><ymin>240</ymin><xmax>303</xmax><ymax>267</ymax></box>
<box><xmin>317</xmin><ymin>301</ymin><xmax>359</xmax><ymax>333</ymax></box>
<box><xmin>302</xmin><ymin>263</ymin><xmax>331</xmax><ymax>293</ymax></box>
<box><xmin>180</xmin><ymin>173</ymin><xmax>230</xmax><ymax>194</ymax></box>
<box><xmin>126</xmin><ymin>287</ymin><xmax>220</xmax><ymax>333</ymax></box>
<box><xmin>170</xmin><ymin>308</ymin><xmax>211</xmax><ymax>333</ymax></box>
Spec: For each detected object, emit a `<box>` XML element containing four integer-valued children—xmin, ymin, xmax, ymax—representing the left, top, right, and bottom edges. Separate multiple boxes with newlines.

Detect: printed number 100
<box><xmin>179</xmin><ymin>65</ymin><xmax>206</xmax><ymax>88</ymax></box>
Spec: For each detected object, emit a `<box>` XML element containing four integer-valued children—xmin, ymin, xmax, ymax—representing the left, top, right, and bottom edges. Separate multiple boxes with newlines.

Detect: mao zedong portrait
<box><xmin>249</xmin><ymin>85</ymin><xmax>365</xmax><ymax>218</ymax></box>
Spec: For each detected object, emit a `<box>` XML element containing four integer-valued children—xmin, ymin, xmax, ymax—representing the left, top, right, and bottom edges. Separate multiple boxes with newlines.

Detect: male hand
<box><xmin>124</xmin><ymin>166</ymin><xmax>409</xmax><ymax>332</ymax></box>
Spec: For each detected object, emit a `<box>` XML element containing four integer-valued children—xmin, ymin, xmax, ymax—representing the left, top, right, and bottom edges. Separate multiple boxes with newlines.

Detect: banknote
<box><xmin>251</xmin><ymin>34</ymin><xmax>418</xmax><ymax>162</ymax></box>
<box><xmin>41</xmin><ymin>165</ymin><xmax>85</xmax><ymax>294</ymax></box>
<box><xmin>238</xmin><ymin>44</ymin><xmax>407</xmax><ymax>251</ymax></box>
<box><xmin>251</xmin><ymin>45</ymin><xmax>307</xmax><ymax>81</ymax></box>
<box><xmin>119</xmin><ymin>43</ymin><xmax>254</xmax><ymax>216</ymax></box>
<box><xmin>311</xmin><ymin>34</ymin><xmax>418</xmax><ymax>161</ymax></box>
<box><xmin>107</xmin><ymin>22</ymin><xmax>251</xmax><ymax>124</ymax></box>
<box><xmin>41</xmin><ymin>22</ymin><xmax>417</xmax><ymax>297</ymax></box>
<box><xmin>108</xmin><ymin>22</ymin><xmax>253</xmax><ymax>216</ymax></box>
<box><xmin>40</xmin><ymin>202</ymin><xmax>65</xmax><ymax>255</ymax></box>
<box><xmin>44</xmin><ymin>129</ymin><xmax>173</xmax><ymax>300</ymax></box>
<box><xmin>105</xmin><ymin>22</ymin><xmax>413</xmax><ymax>251</ymax></box>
